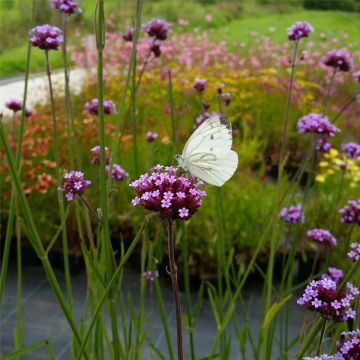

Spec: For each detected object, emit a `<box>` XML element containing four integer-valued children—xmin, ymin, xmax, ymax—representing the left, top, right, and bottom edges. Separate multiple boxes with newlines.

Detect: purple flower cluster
<box><xmin>196</xmin><ymin>112</ymin><xmax>211</xmax><ymax>127</ymax></box>
<box><xmin>143</xmin><ymin>19</ymin><xmax>170</xmax><ymax>40</ymax></box>
<box><xmin>29</xmin><ymin>25</ymin><xmax>63</xmax><ymax>51</ymax></box>
<box><xmin>341</xmin><ymin>143</ymin><xmax>360</xmax><ymax>159</ymax></box>
<box><xmin>297</xmin><ymin>278</ymin><xmax>359</xmax><ymax>322</ymax></box>
<box><xmin>222</xmin><ymin>93</ymin><xmax>232</xmax><ymax>106</ymax></box>
<box><xmin>62</xmin><ymin>171</ymin><xmax>91</xmax><ymax>201</ymax></box>
<box><xmin>91</xmin><ymin>145</ymin><xmax>110</xmax><ymax>165</ymax></box>
<box><xmin>303</xmin><ymin>356</ymin><xmax>335</xmax><ymax>360</ymax></box>
<box><xmin>85</xmin><ymin>99</ymin><xmax>116</xmax><ymax>116</ymax></box>
<box><xmin>321</xmin><ymin>49</ymin><xmax>354</xmax><ymax>72</ymax></box>
<box><xmin>106</xmin><ymin>164</ymin><xmax>128</xmax><ymax>182</ymax></box>
<box><xmin>51</xmin><ymin>0</ymin><xmax>81</xmax><ymax>14</ymax></box>
<box><xmin>339</xmin><ymin>200</ymin><xmax>360</xmax><ymax>225</ymax></box>
<box><xmin>130</xmin><ymin>165</ymin><xmax>206</xmax><ymax>221</ymax></box>
<box><xmin>336</xmin><ymin>329</ymin><xmax>360</xmax><ymax>360</ymax></box>
<box><xmin>316</xmin><ymin>137</ymin><xmax>332</xmax><ymax>153</ymax></box>
<box><xmin>194</xmin><ymin>77</ymin><xmax>207</xmax><ymax>93</ymax></box>
<box><xmin>279</xmin><ymin>205</ymin><xmax>304</xmax><ymax>224</ymax></box>
<box><xmin>122</xmin><ymin>27</ymin><xmax>133</xmax><ymax>42</ymax></box>
<box><xmin>323</xmin><ymin>267</ymin><xmax>343</xmax><ymax>284</ymax></box>
<box><xmin>307</xmin><ymin>228</ymin><xmax>337</xmax><ymax>247</ymax></box>
<box><xmin>143</xmin><ymin>270</ymin><xmax>159</xmax><ymax>283</ymax></box>
<box><xmin>146</xmin><ymin>131</ymin><xmax>158</xmax><ymax>143</ymax></box>
<box><xmin>348</xmin><ymin>243</ymin><xmax>360</xmax><ymax>262</ymax></box>
<box><xmin>354</xmin><ymin>71</ymin><xmax>360</xmax><ymax>83</ymax></box>
<box><xmin>217</xmin><ymin>83</ymin><xmax>225</xmax><ymax>94</ymax></box>
<box><xmin>287</xmin><ymin>21</ymin><xmax>313</xmax><ymax>41</ymax></box>
<box><xmin>150</xmin><ymin>39</ymin><xmax>162</xmax><ymax>57</ymax></box>
<box><xmin>5</xmin><ymin>99</ymin><xmax>22</xmax><ymax>112</ymax></box>
<box><xmin>297</xmin><ymin>113</ymin><xmax>340</xmax><ymax>137</ymax></box>
<box><xmin>25</xmin><ymin>108</ymin><xmax>35</xmax><ymax>118</ymax></box>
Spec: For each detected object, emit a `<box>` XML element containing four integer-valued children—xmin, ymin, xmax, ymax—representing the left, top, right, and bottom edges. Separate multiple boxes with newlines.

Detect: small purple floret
<box><xmin>287</xmin><ymin>21</ymin><xmax>313</xmax><ymax>41</ymax></box>
<box><xmin>106</xmin><ymin>164</ymin><xmax>129</xmax><ymax>182</ymax></box>
<box><xmin>51</xmin><ymin>0</ymin><xmax>81</xmax><ymax>14</ymax></box>
<box><xmin>29</xmin><ymin>24</ymin><xmax>63</xmax><ymax>51</ymax></box>
<box><xmin>321</xmin><ymin>49</ymin><xmax>354</xmax><ymax>72</ymax></box>
<box><xmin>62</xmin><ymin>171</ymin><xmax>91</xmax><ymax>201</ymax></box>
<box><xmin>341</xmin><ymin>143</ymin><xmax>360</xmax><ymax>159</ymax></box>
<box><xmin>348</xmin><ymin>243</ymin><xmax>360</xmax><ymax>262</ymax></box>
<box><xmin>279</xmin><ymin>204</ymin><xmax>304</xmax><ymax>224</ymax></box>
<box><xmin>143</xmin><ymin>18</ymin><xmax>170</xmax><ymax>40</ymax></box>
<box><xmin>339</xmin><ymin>200</ymin><xmax>360</xmax><ymax>225</ymax></box>
<box><xmin>307</xmin><ymin>228</ymin><xmax>337</xmax><ymax>247</ymax></box>
<box><xmin>5</xmin><ymin>99</ymin><xmax>22</xmax><ymax>112</ymax></box>
<box><xmin>85</xmin><ymin>99</ymin><xmax>116</xmax><ymax>116</ymax></box>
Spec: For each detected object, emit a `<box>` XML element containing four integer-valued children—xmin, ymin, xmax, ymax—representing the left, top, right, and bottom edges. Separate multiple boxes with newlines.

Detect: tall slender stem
<box><xmin>332</xmin><ymin>94</ymin><xmax>357</xmax><ymax>124</ymax></box>
<box><xmin>315</xmin><ymin>319</ymin><xmax>327</xmax><ymax>356</ymax></box>
<box><xmin>323</xmin><ymin>69</ymin><xmax>337</xmax><ymax>116</ymax></box>
<box><xmin>45</xmin><ymin>49</ymin><xmax>73</xmax><ymax>310</ymax></box>
<box><xmin>167</xmin><ymin>220</ymin><xmax>183</xmax><ymax>360</ymax></box>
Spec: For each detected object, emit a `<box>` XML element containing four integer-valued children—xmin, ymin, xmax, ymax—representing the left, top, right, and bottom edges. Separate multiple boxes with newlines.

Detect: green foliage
<box><xmin>303</xmin><ymin>0</ymin><xmax>360</xmax><ymax>12</ymax></box>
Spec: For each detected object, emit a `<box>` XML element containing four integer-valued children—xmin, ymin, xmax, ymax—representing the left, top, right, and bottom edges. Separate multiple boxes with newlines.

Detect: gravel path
<box><xmin>0</xmin><ymin>68</ymin><xmax>87</xmax><ymax>116</ymax></box>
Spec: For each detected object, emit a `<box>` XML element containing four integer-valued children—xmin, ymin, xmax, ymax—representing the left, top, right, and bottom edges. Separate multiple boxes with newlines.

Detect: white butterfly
<box><xmin>175</xmin><ymin>114</ymin><xmax>238</xmax><ymax>186</ymax></box>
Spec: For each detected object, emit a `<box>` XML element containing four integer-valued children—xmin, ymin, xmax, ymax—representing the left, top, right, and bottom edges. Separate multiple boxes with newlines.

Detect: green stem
<box><xmin>0</xmin><ymin>0</ymin><xmax>35</xmax><ymax>305</ymax></box>
<box><xmin>45</xmin><ymin>49</ymin><xmax>73</xmax><ymax>310</ymax></box>
<box><xmin>315</xmin><ymin>319</ymin><xmax>327</xmax><ymax>356</ymax></box>
<box><xmin>167</xmin><ymin>220</ymin><xmax>183</xmax><ymax>360</ymax></box>
<box><xmin>323</xmin><ymin>69</ymin><xmax>337</xmax><ymax>116</ymax></box>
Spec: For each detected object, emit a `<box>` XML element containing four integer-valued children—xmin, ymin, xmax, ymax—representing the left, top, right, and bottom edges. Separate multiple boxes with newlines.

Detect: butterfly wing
<box><xmin>185</xmin><ymin>150</ymin><xmax>238</xmax><ymax>186</ymax></box>
<box><xmin>181</xmin><ymin>115</ymin><xmax>238</xmax><ymax>186</ymax></box>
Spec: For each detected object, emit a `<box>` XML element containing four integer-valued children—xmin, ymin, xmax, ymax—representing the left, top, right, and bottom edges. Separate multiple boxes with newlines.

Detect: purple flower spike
<box><xmin>51</xmin><ymin>0</ymin><xmax>81</xmax><ymax>15</ymax></box>
<box><xmin>307</xmin><ymin>229</ymin><xmax>337</xmax><ymax>247</ymax></box>
<box><xmin>297</xmin><ymin>277</ymin><xmax>359</xmax><ymax>322</ymax></box>
<box><xmin>143</xmin><ymin>18</ymin><xmax>170</xmax><ymax>40</ymax></box>
<box><xmin>122</xmin><ymin>27</ymin><xmax>133</xmax><ymax>42</ymax></box>
<box><xmin>146</xmin><ymin>131</ymin><xmax>158</xmax><ymax>143</ymax></box>
<box><xmin>336</xmin><ymin>329</ymin><xmax>360</xmax><ymax>359</ymax></box>
<box><xmin>29</xmin><ymin>24</ymin><xmax>63</xmax><ymax>51</ymax></box>
<box><xmin>85</xmin><ymin>99</ymin><xmax>116</xmax><ymax>116</ymax></box>
<box><xmin>341</xmin><ymin>142</ymin><xmax>360</xmax><ymax>159</ymax></box>
<box><xmin>106</xmin><ymin>164</ymin><xmax>129</xmax><ymax>182</ymax></box>
<box><xmin>339</xmin><ymin>200</ymin><xmax>360</xmax><ymax>225</ymax></box>
<box><xmin>5</xmin><ymin>99</ymin><xmax>22</xmax><ymax>112</ymax></box>
<box><xmin>193</xmin><ymin>77</ymin><xmax>207</xmax><ymax>93</ymax></box>
<box><xmin>130</xmin><ymin>165</ymin><xmax>206</xmax><ymax>221</ymax></box>
<box><xmin>62</xmin><ymin>171</ymin><xmax>91</xmax><ymax>201</ymax></box>
<box><xmin>348</xmin><ymin>243</ymin><xmax>360</xmax><ymax>262</ymax></box>
<box><xmin>90</xmin><ymin>145</ymin><xmax>110</xmax><ymax>165</ymax></box>
<box><xmin>287</xmin><ymin>21</ymin><xmax>313</xmax><ymax>41</ymax></box>
<box><xmin>297</xmin><ymin>113</ymin><xmax>340</xmax><ymax>137</ymax></box>
<box><xmin>279</xmin><ymin>204</ymin><xmax>304</xmax><ymax>224</ymax></box>
<box><xmin>321</xmin><ymin>49</ymin><xmax>354</xmax><ymax>72</ymax></box>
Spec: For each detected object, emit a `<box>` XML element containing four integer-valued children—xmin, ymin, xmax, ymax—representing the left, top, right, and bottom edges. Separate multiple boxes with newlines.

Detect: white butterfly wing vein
<box><xmin>181</xmin><ymin>115</ymin><xmax>238</xmax><ymax>186</ymax></box>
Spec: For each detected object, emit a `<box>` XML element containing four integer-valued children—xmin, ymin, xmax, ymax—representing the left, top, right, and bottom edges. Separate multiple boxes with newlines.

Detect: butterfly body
<box><xmin>176</xmin><ymin>115</ymin><xmax>238</xmax><ymax>186</ymax></box>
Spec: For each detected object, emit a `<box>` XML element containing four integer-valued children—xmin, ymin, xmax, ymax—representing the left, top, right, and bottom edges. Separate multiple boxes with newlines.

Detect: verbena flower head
<box><xmin>196</xmin><ymin>112</ymin><xmax>211</xmax><ymax>127</ymax></box>
<box><xmin>354</xmin><ymin>71</ymin><xmax>360</xmax><ymax>83</ymax></box>
<box><xmin>62</xmin><ymin>171</ymin><xmax>91</xmax><ymax>201</ymax></box>
<box><xmin>297</xmin><ymin>113</ymin><xmax>340</xmax><ymax>137</ymax></box>
<box><xmin>29</xmin><ymin>24</ymin><xmax>63</xmax><ymax>51</ymax></box>
<box><xmin>143</xmin><ymin>18</ymin><xmax>170</xmax><ymax>40</ymax></box>
<box><xmin>321</xmin><ymin>49</ymin><xmax>354</xmax><ymax>72</ymax></box>
<box><xmin>316</xmin><ymin>137</ymin><xmax>332</xmax><ymax>153</ymax></box>
<box><xmin>106</xmin><ymin>164</ymin><xmax>128</xmax><ymax>182</ymax></box>
<box><xmin>341</xmin><ymin>143</ymin><xmax>360</xmax><ymax>159</ymax></box>
<box><xmin>85</xmin><ymin>99</ymin><xmax>116</xmax><ymax>115</ymax></box>
<box><xmin>217</xmin><ymin>83</ymin><xmax>224</xmax><ymax>94</ymax></box>
<box><xmin>222</xmin><ymin>93</ymin><xmax>232</xmax><ymax>106</ymax></box>
<box><xmin>287</xmin><ymin>21</ymin><xmax>313</xmax><ymax>41</ymax></box>
<box><xmin>25</xmin><ymin>108</ymin><xmax>35</xmax><ymax>118</ymax></box>
<box><xmin>146</xmin><ymin>131</ymin><xmax>158</xmax><ymax>143</ymax></box>
<box><xmin>143</xmin><ymin>270</ymin><xmax>159</xmax><ymax>283</ymax></box>
<box><xmin>339</xmin><ymin>200</ymin><xmax>360</xmax><ymax>225</ymax></box>
<box><xmin>150</xmin><ymin>39</ymin><xmax>162</xmax><ymax>57</ymax></box>
<box><xmin>307</xmin><ymin>228</ymin><xmax>337</xmax><ymax>247</ymax></box>
<box><xmin>336</xmin><ymin>329</ymin><xmax>360</xmax><ymax>360</ymax></box>
<box><xmin>122</xmin><ymin>27</ymin><xmax>133</xmax><ymax>42</ymax></box>
<box><xmin>51</xmin><ymin>0</ymin><xmax>81</xmax><ymax>14</ymax></box>
<box><xmin>90</xmin><ymin>145</ymin><xmax>110</xmax><ymax>165</ymax></box>
<box><xmin>279</xmin><ymin>204</ymin><xmax>304</xmax><ymax>224</ymax></box>
<box><xmin>194</xmin><ymin>77</ymin><xmax>207</xmax><ymax>93</ymax></box>
<box><xmin>130</xmin><ymin>165</ymin><xmax>206</xmax><ymax>221</ymax></box>
<box><xmin>5</xmin><ymin>99</ymin><xmax>22</xmax><ymax>112</ymax></box>
<box><xmin>297</xmin><ymin>278</ymin><xmax>359</xmax><ymax>322</ymax></box>
<box><xmin>348</xmin><ymin>243</ymin><xmax>360</xmax><ymax>262</ymax></box>
<box><xmin>323</xmin><ymin>267</ymin><xmax>343</xmax><ymax>284</ymax></box>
